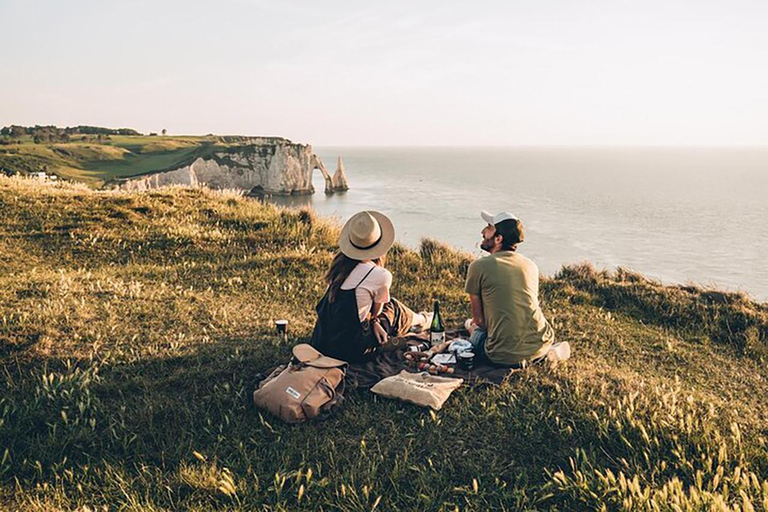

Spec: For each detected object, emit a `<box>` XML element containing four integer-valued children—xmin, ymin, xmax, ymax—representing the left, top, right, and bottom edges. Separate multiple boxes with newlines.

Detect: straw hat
<box><xmin>339</xmin><ymin>211</ymin><xmax>395</xmax><ymax>260</ymax></box>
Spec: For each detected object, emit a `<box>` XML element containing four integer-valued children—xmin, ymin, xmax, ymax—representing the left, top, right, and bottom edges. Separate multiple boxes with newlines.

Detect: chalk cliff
<box><xmin>114</xmin><ymin>138</ymin><xmax>347</xmax><ymax>195</ymax></box>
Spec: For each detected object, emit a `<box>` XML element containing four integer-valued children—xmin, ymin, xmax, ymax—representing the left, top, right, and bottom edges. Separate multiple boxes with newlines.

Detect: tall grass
<box><xmin>1</xmin><ymin>176</ymin><xmax>767</xmax><ymax>510</ymax></box>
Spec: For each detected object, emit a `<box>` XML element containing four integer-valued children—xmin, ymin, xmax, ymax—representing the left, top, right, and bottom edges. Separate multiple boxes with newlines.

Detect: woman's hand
<box><xmin>373</xmin><ymin>321</ymin><xmax>388</xmax><ymax>345</ymax></box>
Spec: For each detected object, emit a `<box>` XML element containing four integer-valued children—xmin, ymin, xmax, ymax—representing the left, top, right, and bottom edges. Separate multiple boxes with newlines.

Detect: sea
<box><xmin>265</xmin><ymin>147</ymin><xmax>768</xmax><ymax>303</ymax></box>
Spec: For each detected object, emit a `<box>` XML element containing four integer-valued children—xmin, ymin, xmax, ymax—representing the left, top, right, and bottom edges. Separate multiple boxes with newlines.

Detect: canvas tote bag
<box><xmin>253</xmin><ymin>344</ymin><xmax>348</xmax><ymax>424</ymax></box>
<box><xmin>371</xmin><ymin>370</ymin><xmax>463</xmax><ymax>410</ymax></box>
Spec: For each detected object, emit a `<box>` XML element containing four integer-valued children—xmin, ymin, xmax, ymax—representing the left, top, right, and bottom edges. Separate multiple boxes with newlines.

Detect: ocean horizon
<box><xmin>263</xmin><ymin>146</ymin><xmax>768</xmax><ymax>303</ymax></box>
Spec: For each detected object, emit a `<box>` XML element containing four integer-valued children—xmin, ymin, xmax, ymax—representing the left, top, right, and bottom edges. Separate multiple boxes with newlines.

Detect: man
<box><xmin>464</xmin><ymin>211</ymin><xmax>555</xmax><ymax>367</ymax></box>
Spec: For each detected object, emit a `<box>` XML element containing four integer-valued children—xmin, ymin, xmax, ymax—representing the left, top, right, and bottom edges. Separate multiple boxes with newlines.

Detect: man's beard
<box><xmin>480</xmin><ymin>237</ymin><xmax>494</xmax><ymax>252</ymax></box>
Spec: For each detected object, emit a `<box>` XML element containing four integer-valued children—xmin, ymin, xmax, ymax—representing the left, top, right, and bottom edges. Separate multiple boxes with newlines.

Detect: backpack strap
<box><xmin>319</xmin><ymin>377</ymin><xmax>346</xmax><ymax>415</ymax></box>
<box><xmin>354</xmin><ymin>264</ymin><xmax>377</xmax><ymax>288</ymax></box>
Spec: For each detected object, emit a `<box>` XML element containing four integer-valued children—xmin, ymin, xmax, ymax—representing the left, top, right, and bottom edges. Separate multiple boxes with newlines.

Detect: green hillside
<box><xmin>0</xmin><ymin>135</ymin><xmax>278</xmax><ymax>187</ymax></box>
<box><xmin>1</xmin><ymin>176</ymin><xmax>767</xmax><ymax>510</ymax></box>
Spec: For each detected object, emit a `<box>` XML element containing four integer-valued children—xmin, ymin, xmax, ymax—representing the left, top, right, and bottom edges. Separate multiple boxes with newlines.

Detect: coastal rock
<box><xmin>331</xmin><ymin>156</ymin><xmax>350</xmax><ymax>192</ymax></box>
<box><xmin>114</xmin><ymin>138</ymin><xmax>348</xmax><ymax>195</ymax></box>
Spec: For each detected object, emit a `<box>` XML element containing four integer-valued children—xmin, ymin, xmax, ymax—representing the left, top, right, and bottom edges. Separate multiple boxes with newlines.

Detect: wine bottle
<box><xmin>429</xmin><ymin>300</ymin><xmax>445</xmax><ymax>346</ymax></box>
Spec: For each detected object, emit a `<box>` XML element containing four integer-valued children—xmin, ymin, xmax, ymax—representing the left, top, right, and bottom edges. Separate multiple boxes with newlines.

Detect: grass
<box><xmin>1</xmin><ymin>175</ymin><xmax>767</xmax><ymax>510</ymax></box>
<box><xmin>78</xmin><ymin>145</ymin><xmax>201</xmax><ymax>181</ymax></box>
<box><xmin>0</xmin><ymin>136</ymin><xmax>265</xmax><ymax>187</ymax></box>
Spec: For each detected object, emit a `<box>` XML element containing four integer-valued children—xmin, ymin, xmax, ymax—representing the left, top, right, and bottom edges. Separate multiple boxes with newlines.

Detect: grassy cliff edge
<box><xmin>0</xmin><ymin>136</ymin><xmax>294</xmax><ymax>188</ymax></box>
<box><xmin>1</xmin><ymin>176</ymin><xmax>767</xmax><ymax>510</ymax></box>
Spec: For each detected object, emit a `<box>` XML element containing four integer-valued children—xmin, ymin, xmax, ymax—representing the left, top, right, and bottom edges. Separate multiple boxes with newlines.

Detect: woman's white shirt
<box><xmin>340</xmin><ymin>262</ymin><xmax>392</xmax><ymax>322</ymax></box>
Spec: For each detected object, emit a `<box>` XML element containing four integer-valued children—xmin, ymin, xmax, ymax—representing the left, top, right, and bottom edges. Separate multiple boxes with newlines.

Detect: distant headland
<box><xmin>0</xmin><ymin>125</ymin><xmax>348</xmax><ymax>195</ymax></box>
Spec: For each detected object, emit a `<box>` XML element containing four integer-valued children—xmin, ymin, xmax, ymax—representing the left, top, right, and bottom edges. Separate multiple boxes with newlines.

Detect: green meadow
<box><xmin>1</xmin><ymin>176</ymin><xmax>767</xmax><ymax>510</ymax></box>
<box><xmin>0</xmin><ymin>136</ymin><xmax>219</xmax><ymax>187</ymax></box>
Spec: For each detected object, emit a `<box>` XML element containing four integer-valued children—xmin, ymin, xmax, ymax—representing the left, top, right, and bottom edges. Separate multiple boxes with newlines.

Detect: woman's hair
<box><xmin>325</xmin><ymin>252</ymin><xmax>386</xmax><ymax>302</ymax></box>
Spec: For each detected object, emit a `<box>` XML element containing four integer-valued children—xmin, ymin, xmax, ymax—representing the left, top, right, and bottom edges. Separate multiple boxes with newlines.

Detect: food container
<box><xmin>458</xmin><ymin>351</ymin><xmax>475</xmax><ymax>371</ymax></box>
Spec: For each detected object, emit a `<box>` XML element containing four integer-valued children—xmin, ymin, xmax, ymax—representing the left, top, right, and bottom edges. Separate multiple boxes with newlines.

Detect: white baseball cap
<box><xmin>481</xmin><ymin>211</ymin><xmax>519</xmax><ymax>226</ymax></box>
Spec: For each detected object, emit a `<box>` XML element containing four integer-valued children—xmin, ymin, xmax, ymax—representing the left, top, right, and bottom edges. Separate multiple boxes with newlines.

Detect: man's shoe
<box><xmin>546</xmin><ymin>341</ymin><xmax>571</xmax><ymax>368</ymax></box>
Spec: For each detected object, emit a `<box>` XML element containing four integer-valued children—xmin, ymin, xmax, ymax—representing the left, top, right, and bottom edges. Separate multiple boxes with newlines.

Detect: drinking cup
<box><xmin>458</xmin><ymin>351</ymin><xmax>475</xmax><ymax>371</ymax></box>
<box><xmin>275</xmin><ymin>319</ymin><xmax>288</xmax><ymax>336</ymax></box>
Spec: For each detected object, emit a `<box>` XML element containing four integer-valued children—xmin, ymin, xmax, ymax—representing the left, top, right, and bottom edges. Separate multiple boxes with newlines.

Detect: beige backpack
<box><xmin>253</xmin><ymin>344</ymin><xmax>348</xmax><ymax>424</ymax></box>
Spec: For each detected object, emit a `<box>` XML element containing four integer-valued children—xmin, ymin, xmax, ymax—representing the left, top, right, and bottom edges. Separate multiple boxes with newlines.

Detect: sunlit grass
<box><xmin>1</xmin><ymin>175</ymin><xmax>767</xmax><ymax>510</ymax></box>
<box><xmin>2</xmin><ymin>135</ymin><xmax>218</xmax><ymax>187</ymax></box>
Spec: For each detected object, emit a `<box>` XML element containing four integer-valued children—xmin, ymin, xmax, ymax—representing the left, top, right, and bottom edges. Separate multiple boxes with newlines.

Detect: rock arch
<box><xmin>310</xmin><ymin>154</ymin><xmax>334</xmax><ymax>194</ymax></box>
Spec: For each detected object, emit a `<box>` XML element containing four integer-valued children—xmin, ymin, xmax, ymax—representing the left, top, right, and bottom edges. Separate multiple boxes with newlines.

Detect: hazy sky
<box><xmin>1</xmin><ymin>0</ymin><xmax>767</xmax><ymax>145</ymax></box>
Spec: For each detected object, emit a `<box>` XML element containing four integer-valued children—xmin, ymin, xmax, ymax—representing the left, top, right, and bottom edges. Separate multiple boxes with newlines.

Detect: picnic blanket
<box><xmin>346</xmin><ymin>331</ymin><xmax>523</xmax><ymax>388</ymax></box>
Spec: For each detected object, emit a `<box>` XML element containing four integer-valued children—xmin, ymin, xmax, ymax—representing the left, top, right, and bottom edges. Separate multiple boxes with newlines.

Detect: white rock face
<box><xmin>116</xmin><ymin>140</ymin><xmax>346</xmax><ymax>195</ymax></box>
<box><xmin>332</xmin><ymin>156</ymin><xmax>350</xmax><ymax>191</ymax></box>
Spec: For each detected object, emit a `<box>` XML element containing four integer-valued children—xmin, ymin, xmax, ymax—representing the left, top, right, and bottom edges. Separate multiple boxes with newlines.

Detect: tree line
<box><xmin>0</xmin><ymin>125</ymin><xmax>142</xmax><ymax>143</ymax></box>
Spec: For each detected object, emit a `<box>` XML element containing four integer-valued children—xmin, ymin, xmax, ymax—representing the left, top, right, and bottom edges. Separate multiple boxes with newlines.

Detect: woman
<box><xmin>310</xmin><ymin>211</ymin><xmax>430</xmax><ymax>362</ymax></box>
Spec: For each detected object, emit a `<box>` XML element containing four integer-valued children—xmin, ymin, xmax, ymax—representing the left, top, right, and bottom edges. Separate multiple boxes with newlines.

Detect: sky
<box><xmin>1</xmin><ymin>0</ymin><xmax>767</xmax><ymax>146</ymax></box>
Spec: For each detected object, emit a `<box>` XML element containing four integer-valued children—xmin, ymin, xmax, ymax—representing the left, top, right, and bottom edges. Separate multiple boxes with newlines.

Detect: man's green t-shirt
<box><xmin>464</xmin><ymin>251</ymin><xmax>554</xmax><ymax>365</ymax></box>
